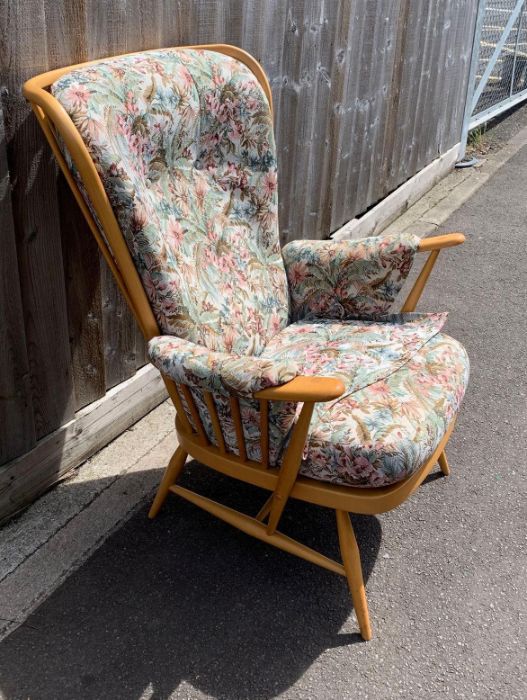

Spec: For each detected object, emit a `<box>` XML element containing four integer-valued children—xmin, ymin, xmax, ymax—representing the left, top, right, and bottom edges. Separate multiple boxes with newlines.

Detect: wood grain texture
<box><xmin>1</xmin><ymin>0</ymin><xmax>477</xmax><ymax>475</ymax></box>
<box><xmin>58</xmin><ymin>174</ymin><xmax>106</xmax><ymax>409</ymax></box>
<box><xmin>45</xmin><ymin>1</ymin><xmax>106</xmax><ymax>409</ymax></box>
<box><xmin>2</xmin><ymin>0</ymin><xmax>75</xmax><ymax>440</ymax></box>
<box><xmin>0</xmin><ymin>106</ymin><xmax>36</xmax><ymax>463</ymax></box>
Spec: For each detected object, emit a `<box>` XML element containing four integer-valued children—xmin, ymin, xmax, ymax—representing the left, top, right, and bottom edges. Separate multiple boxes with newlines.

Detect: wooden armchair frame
<box><xmin>24</xmin><ymin>45</ymin><xmax>465</xmax><ymax>641</ymax></box>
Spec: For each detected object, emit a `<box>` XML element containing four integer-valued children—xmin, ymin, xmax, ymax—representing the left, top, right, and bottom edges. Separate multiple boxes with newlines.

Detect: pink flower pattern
<box><xmin>53</xmin><ymin>49</ymin><xmax>289</xmax><ymax>355</ymax></box>
<box><xmin>282</xmin><ymin>233</ymin><xmax>420</xmax><ymax>320</ymax></box>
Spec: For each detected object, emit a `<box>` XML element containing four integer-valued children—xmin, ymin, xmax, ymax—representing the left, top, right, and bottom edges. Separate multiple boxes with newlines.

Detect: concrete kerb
<box><xmin>0</xmin><ymin>401</ymin><xmax>178</xmax><ymax>642</ymax></box>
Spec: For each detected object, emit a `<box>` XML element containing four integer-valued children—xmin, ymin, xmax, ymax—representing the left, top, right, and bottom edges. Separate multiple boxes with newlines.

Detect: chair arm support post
<box><xmin>266</xmin><ymin>401</ymin><xmax>315</xmax><ymax>535</ymax></box>
<box><xmin>401</xmin><ymin>232</ymin><xmax>465</xmax><ymax>312</ymax></box>
<box><xmin>401</xmin><ymin>249</ymin><xmax>440</xmax><ymax>312</ymax></box>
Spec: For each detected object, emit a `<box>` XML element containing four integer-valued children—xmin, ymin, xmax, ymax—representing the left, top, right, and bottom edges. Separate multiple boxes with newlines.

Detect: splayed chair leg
<box><xmin>148</xmin><ymin>446</ymin><xmax>188</xmax><ymax>519</ymax></box>
<box><xmin>438</xmin><ymin>450</ymin><xmax>450</xmax><ymax>476</ymax></box>
<box><xmin>336</xmin><ymin>510</ymin><xmax>373</xmax><ymax>641</ymax></box>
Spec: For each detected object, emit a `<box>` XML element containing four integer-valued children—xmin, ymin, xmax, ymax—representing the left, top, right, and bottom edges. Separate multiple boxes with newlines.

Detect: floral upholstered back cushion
<box><xmin>52</xmin><ymin>49</ymin><xmax>289</xmax><ymax>355</ymax></box>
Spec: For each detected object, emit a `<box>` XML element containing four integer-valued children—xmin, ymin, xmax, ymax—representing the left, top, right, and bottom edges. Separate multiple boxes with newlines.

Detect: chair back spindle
<box><xmin>204</xmin><ymin>393</ymin><xmax>226</xmax><ymax>453</ymax></box>
<box><xmin>259</xmin><ymin>399</ymin><xmax>270</xmax><ymax>468</ymax></box>
<box><xmin>229</xmin><ymin>396</ymin><xmax>247</xmax><ymax>462</ymax></box>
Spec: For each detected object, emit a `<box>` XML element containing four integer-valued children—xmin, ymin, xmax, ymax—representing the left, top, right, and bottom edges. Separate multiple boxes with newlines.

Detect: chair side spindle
<box><xmin>180</xmin><ymin>385</ymin><xmax>209</xmax><ymax>443</ymax></box>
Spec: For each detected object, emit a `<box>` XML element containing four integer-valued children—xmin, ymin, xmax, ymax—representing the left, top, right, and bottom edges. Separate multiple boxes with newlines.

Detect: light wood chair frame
<box><xmin>24</xmin><ymin>45</ymin><xmax>465</xmax><ymax>641</ymax></box>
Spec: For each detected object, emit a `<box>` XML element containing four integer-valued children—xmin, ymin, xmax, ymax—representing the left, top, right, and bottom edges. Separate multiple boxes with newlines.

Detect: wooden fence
<box><xmin>0</xmin><ymin>0</ymin><xmax>477</xmax><ymax>519</ymax></box>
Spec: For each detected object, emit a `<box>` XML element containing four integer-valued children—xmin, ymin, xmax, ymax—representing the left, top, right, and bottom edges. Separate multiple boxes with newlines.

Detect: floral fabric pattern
<box><xmin>261</xmin><ymin>313</ymin><xmax>448</xmax><ymax>404</ymax></box>
<box><xmin>148</xmin><ymin>334</ymin><xmax>298</xmax><ymax>397</ymax></box>
<box><xmin>300</xmin><ymin>333</ymin><xmax>469</xmax><ymax>488</ymax></box>
<box><xmin>53</xmin><ymin>49</ymin><xmax>289</xmax><ymax>356</ymax></box>
<box><xmin>282</xmin><ymin>233</ymin><xmax>420</xmax><ymax>321</ymax></box>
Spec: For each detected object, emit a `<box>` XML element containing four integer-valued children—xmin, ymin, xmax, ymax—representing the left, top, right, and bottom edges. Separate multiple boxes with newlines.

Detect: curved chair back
<box><xmin>23</xmin><ymin>45</ymin><xmax>273</xmax><ymax>342</ymax></box>
<box><xmin>23</xmin><ymin>45</ymin><xmax>277</xmax><ymax>430</ymax></box>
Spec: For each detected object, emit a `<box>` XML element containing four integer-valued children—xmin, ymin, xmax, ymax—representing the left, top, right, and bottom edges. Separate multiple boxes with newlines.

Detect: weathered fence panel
<box><xmin>0</xmin><ymin>0</ymin><xmax>477</xmax><ymax>518</ymax></box>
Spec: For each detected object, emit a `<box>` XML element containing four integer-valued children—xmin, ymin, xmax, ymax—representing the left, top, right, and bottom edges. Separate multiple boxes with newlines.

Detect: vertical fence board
<box><xmin>57</xmin><ymin>175</ymin><xmax>106</xmax><ymax>409</ymax></box>
<box><xmin>0</xmin><ymin>107</ymin><xmax>36</xmax><ymax>463</ymax></box>
<box><xmin>444</xmin><ymin>1</ymin><xmax>478</xmax><ymax>151</ymax></box>
<box><xmin>327</xmin><ymin>2</ymin><xmax>362</xmax><ymax>232</ymax></box>
<box><xmin>44</xmin><ymin>0</ymin><xmax>107</xmax><ymax>410</ymax></box>
<box><xmin>86</xmin><ymin>0</ymin><xmax>147</xmax><ymax>390</ymax></box>
<box><xmin>1</xmin><ymin>0</ymin><xmax>75</xmax><ymax>440</ymax></box>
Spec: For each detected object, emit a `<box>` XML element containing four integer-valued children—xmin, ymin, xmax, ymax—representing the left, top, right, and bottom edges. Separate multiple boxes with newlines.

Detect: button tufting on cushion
<box><xmin>52</xmin><ymin>49</ymin><xmax>289</xmax><ymax>356</ymax></box>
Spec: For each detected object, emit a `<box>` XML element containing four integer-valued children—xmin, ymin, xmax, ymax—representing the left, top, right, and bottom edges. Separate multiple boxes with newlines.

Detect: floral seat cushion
<box><xmin>148</xmin><ymin>314</ymin><xmax>469</xmax><ymax>488</ymax></box>
<box><xmin>263</xmin><ymin>329</ymin><xmax>469</xmax><ymax>488</ymax></box>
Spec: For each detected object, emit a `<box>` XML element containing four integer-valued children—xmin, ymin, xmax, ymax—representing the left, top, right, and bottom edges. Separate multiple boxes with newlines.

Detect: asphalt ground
<box><xmin>1</xmin><ymin>146</ymin><xmax>526</xmax><ymax>700</ymax></box>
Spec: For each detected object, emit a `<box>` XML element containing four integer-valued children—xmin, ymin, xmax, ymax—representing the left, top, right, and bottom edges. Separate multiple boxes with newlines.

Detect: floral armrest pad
<box><xmin>282</xmin><ymin>232</ymin><xmax>420</xmax><ymax>322</ymax></box>
<box><xmin>148</xmin><ymin>335</ymin><xmax>299</xmax><ymax>397</ymax></box>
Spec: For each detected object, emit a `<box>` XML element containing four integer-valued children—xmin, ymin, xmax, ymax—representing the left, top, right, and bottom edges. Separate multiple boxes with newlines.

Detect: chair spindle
<box><xmin>180</xmin><ymin>384</ymin><xmax>209</xmax><ymax>443</ymax></box>
<box><xmin>259</xmin><ymin>399</ymin><xmax>270</xmax><ymax>468</ymax></box>
<box><xmin>204</xmin><ymin>392</ymin><xmax>226</xmax><ymax>453</ymax></box>
<box><xmin>229</xmin><ymin>395</ymin><xmax>247</xmax><ymax>461</ymax></box>
<box><xmin>167</xmin><ymin>382</ymin><xmax>193</xmax><ymax>434</ymax></box>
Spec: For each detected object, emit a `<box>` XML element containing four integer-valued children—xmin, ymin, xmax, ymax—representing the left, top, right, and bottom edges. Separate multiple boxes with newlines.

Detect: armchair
<box><xmin>24</xmin><ymin>45</ymin><xmax>469</xmax><ymax>641</ymax></box>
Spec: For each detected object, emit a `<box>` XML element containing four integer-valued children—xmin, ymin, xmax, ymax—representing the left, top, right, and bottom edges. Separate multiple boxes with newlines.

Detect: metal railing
<box><xmin>461</xmin><ymin>0</ymin><xmax>527</xmax><ymax>156</ymax></box>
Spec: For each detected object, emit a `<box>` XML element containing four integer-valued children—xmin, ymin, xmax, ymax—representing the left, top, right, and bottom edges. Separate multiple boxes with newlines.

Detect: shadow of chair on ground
<box><xmin>0</xmin><ymin>461</ymin><xmax>383</xmax><ymax>700</ymax></box>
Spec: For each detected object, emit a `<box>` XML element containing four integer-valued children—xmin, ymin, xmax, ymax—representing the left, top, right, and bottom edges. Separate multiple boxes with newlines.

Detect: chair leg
<box><xmin>438</xmin><ymin>450</ymin><xmax>450</xmax><ymax>476</ymax></box>
<box><xmin>335</xmin><ymin>510</ymin><xmax>372</xmax><ymax>641</ymax></box>
<box><xmin>148</xmin><ymin>446</ymin><xmax>188</xmax><ymax>519</ymax></box>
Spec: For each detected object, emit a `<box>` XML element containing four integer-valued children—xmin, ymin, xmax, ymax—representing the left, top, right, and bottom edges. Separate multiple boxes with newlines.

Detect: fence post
<box><xmin>510</xmin><ymin>3</ymin><xmax>525</xmax><ymax>97</ymax></box>
<box><xmin>459</xmin><ymin>0</ymin><xmax>487</xmax><ymax>160</ymax></box>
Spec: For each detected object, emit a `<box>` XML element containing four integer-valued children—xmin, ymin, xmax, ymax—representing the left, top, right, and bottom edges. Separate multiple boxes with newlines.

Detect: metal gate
<box><xmin>461</xmin><ymin>0</ymin><xmax>527</xmax><ymax>153</ymax></box>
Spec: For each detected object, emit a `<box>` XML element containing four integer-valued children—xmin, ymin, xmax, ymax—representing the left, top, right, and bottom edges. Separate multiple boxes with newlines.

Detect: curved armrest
<box><xmin>255</xmin><ymin>375</ymin><xmax>345</xmax><ymax>402</ymax></box>
<box><xmin>418</xmin><ymin>232</ymin><xmax>465</xmax><ymax>251</ymax></box>
<box><xmin>150</xmin><ymin>336</ymin><xmax>345</xmax><ymax>403</ymax></box>
<box><xmin>148</xmin><ymin>335</ymin><xmax>299</xmax><ymax>398</ymax></box>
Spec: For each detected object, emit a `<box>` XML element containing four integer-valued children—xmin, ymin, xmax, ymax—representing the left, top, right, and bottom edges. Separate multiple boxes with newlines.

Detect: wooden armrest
<box><xmin>255</xmin><ymin>375</ymin><xmax>345</xmax><ymax>402</ymax></box>
<box><xmin>418</xmin><ymin>232</ymin><xmax>465</xmax><ymax>252</ymax></box>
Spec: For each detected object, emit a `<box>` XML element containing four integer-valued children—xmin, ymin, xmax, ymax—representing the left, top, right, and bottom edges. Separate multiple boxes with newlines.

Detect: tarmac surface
<box><xmin>1</xmin><ymin>145</ymin><xmax>526</xmax><ymax>699</ymax></box>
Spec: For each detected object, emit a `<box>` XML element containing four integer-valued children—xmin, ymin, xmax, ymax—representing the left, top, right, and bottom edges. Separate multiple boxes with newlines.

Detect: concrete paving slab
<box><xmin>0</xmin><ymin>402</ymin><xmax>177</xmax><ymax>641</ymax></box>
